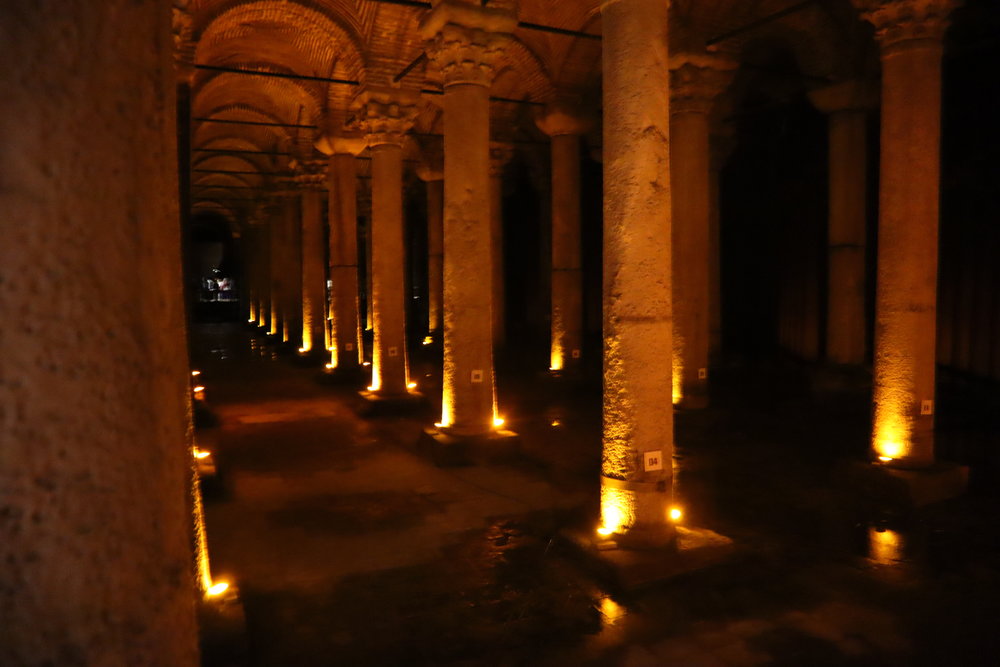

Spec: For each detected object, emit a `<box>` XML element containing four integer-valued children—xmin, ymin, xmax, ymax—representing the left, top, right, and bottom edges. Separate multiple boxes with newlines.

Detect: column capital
<box><xmin>419</xmin><ymin>1</ymin><xmax>516</xmax><ymax>87</ymax></box>
<box><xmin>416</xmin><ymin>137</ymin><xmax>444</xmax><ymax>181</ymax></box>
<box><xmin>669</xmin><ymin>52</ymin><xmax>737</xmax><ymax>116</ymax></box>
<box><xmin>535</xmin><ymin>98</ymin><xmax>594</xmax><ymax>137</ymax></box>
<box><xmin>350</xmin><ymin>86</ymin><xmax>420</xmax><ymax>148</ymax></box>
<box><xmin>808</xmin><ymin>79</ymin><xmax>878</xmax><ymax>114</ymax></box>
<box><xmin>315</xmin><ymin>133</ymin><xmax>367</xmax><ymax>157</ymax></box>
<box><xmin>852</xmin><ymin>0</ymin><xmax>960</xmax><ymax>52</ymax></box>
<box><xmin>292</xmin><ymin>160</ymin><xmax>327</xmax><ymax>189</ymax></box>
<box><xmin>172</xmin><ymin>1</ymin><xmax>195</xmax><ymax>84</ymax></box>
<box><xmin>489</xmin><ymin>141</ymin><xmax>514</xmax><ymax>176</ymax></box>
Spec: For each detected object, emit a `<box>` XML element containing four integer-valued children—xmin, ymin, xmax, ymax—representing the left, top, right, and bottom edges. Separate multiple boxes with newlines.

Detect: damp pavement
<box><xmin>192</xmin><ymin>323</ymin><xmax>1000</xmax><ymax>666</ymax></box>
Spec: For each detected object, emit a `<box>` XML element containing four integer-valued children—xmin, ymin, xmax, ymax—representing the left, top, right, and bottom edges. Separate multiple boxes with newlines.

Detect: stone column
<box><xmin>809</xmin><ymin>80</ymin><xmax>875</xmax><ymax>366</ymax></box>
<box><xmin>853</xmin><ymin>0</ymin><xmax>957</xmax><ymax>466</ymax></box>
<box><xmin>321</xmin><ymin>136</ymin><xmax>366</xmax><ymax>371</ymax></box>
<box><xmin>355</xmin><ymin>88</ymin><xmax>419</xmax><ymax>397</ymax></box>
<box><xmin>536</xmin><ymin>102</ymin><xmax>591</xmax><ymax>375</ymax></box>
<box><xmin>268</xmin><ymin>198</ymin><xmax>284</xmax><ymax>337</ymax></box>
<box><xmin>279</xmin><ymin>189</ymin><xmax>302</xmax><ymax>344</ymax></box>
<box><xmin>421</xmin><ymin>1</ymin><xmax>516</xmax><ymax>437</ymax></box>
<box><xmin>669</xmin><ymin>54</ymin><xmax>734</xmax><ymax>408</ymax></box>
<box><xmin>489</xmin><ymin>142</ymin><xmax>514</xmax><ymax>347</ymax></box>
<box><xmin>1</xmin><ymin>0</ymin><xmax>198</xmax><ymax>661</ymax></box>
<box><xmin>258</xmin><ymin>218</ymin><xmax>272</xmax><ymax>332</ymax></box>
<box><xmin>297</xmin><ymin>164</ymin><xmax>326</xmax><ymax>356</ymax></box>
<box><xmin>600</xmin><ymin>0</ymin><xmax>675</xmax><ymax>547</ymax></box>
<box><xmin>416</xmin><ymin>143</ymin><xmax>445</xmax><ymax>337</ymax></box>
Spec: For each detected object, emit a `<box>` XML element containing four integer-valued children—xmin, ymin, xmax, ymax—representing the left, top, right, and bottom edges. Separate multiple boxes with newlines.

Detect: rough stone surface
<box><xmin>327</xmin><ymin>152</ymin><xmax>364</xmax><ymax>370</ymax></box>
<box><xmin>601</xmin><ymin>0</ymin><xmax>675</xmax><ymax>543</ymax></box>
<box><xmin>0</xmin><ymin>2</ymin><xmax>198</xmax><ymax>663</ymax></box>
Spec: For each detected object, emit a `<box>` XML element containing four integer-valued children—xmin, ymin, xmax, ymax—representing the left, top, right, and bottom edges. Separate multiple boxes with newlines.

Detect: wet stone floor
<box><xmin>193</xmin><ymin>324</ymin><xmax>1000</xmax><ymax>666</ymax></box>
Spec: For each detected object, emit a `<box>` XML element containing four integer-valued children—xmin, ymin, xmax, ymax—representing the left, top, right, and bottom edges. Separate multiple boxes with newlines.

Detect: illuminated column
<box><xmin>599</xmin><ymin>0</ymin><xmax>674</xmax><ymax>547</ymax></box>
<box><xmin>489</xmin><ymin>142</ymin><xmax>513</xmax><ymax>347</ymax></box>
<box><xmin>536</xmin><ymin>101</ymin><xmax>590</xmax><ymax>375</ymax></box>
<box><xmin>356</xmin><ymin>88</ymin><xmax>419</xmax><ymax>397</ymax></box>
<box><xmin>279</xmin><ymin>189</ymin><xmax>302</xmax><ymax>344</ymax></box>
<box><xmin>421</xmin><ymin>1</ymin><xmax>515</xmax><ymax>436</ymax></box>
<box><xmin>853</xmin><ymin>0</ymin><xmax>957</xmax><ymax>465</ymax></box>
<box><xmin>808</xmin><ymin>81</ymin><xmax>873</xmax><ymax>366</ymax></box>
<box><xmin>669</xmin><ymin>54</ymin><xmax>734</xmax><ymax>408</ymax></box>
<box><xmin>322</xmin><ymin>137</ymin><xmax>366</xmax><ymax>371</ymax></box>
<box><xmin>1</xmin><ymin>0</ymin><xmax>198</xmax><ymax>660</ymax></box>
<box><xmin>416</xmin><ymin>143</ymin><xmax>445</xmax><ymax>337</ymax></box>
<box><xmin>297</xmin><ymin>164</ymin><xmax>326</xmax><ymax>355</ymax></box>
<box><xmin>258</xmin><ymin>218</ymin><xmax>272</xmax><ymax>332</ymax></box>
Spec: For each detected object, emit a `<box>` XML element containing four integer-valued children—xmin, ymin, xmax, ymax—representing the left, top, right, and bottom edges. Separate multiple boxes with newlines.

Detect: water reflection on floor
<box><xmin>193</xmin><ymin>323</ymin><xmax>1000</xmax><ymax>666</ymax></box>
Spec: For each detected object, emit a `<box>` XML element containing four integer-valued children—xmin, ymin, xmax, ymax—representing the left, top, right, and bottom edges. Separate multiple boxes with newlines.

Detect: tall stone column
<box><xmin>416</xmin><ymin>142</ymin><xmax>445</xmax><ymax>337</ymax></box>
<box><xmin>257</xmin><ymin>217</ymin><xmax>272</xmax><ymax>332</ymax></box>
<box><xmin>1</xmin><ymin>0</ymin><xmax>198</xmax><ymax>661</ymax></box>
<box><xmin>421</xmin><ymin>1</ymin><xmax>516</xmax><ymax>437</ymax></box>
<box><xmin>489</xmin><ymin>142</ymin><xmax>513</xmax><ymax>347</ymax></box>
<box><xmin>279</xmin><ymin>189</ymin><xmax>302</xmax><ymax>344</ymax></box>
<box><xmin>268</xmin><ymin>198</ymin><xmax>284</xmax><ymax>337</ymax></box>
<box><xmin>355</xmin><ymin>88</ymin><xmax>419</xmax><ymax>397</ymax></box>
<box><xmin>536</xmin><ymin>102</ymin><xmax>590</xmax><ymax>375</ymax></box>
<box><xmin>600</xmin><ymin>0</ymin><xmax>675</xmax><ymax>547</ymax></box>
<box><xmin>809</xmin><ymin>80</ymin><xmax>874</xmax><ymax>366</ymax></box>
<box><xmin>853</xmin><ymin>0</ymin><xmax>957</xmax><ymax>466</ymax></box>
<box><xmin>669</xmin><ymin>54</ymin><xmax>734</xmax><ymax>408</ymax></box>
<box><xmin>297</xmin><ymin>163</ymin><xmax>326</xmax><ymax>356</ymax></box>
<box><xmin>321</xmin><ymin>136</ymin><xmax>366</xmax><ymax>371</ymax></box>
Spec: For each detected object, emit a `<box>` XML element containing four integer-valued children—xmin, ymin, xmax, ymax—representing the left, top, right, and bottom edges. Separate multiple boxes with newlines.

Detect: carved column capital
<box><xmin>852</xmin><ymin>0</ymin><xmax>960</xmax><ymax>53</ymax></box>
<box><xmin>416</xmin><ymin>136</ymin><xmax>444</xmax><ymax>181</ymax></box>
<box><xmin>350</xmin><ymin>87</ymin><xmax>420</xmax><ymax>148</ymax></box>
<box><xmin>489</xmin><ymin>142</ymin><xmax>514</xmax><ymax>177</ymax></box>
<box><xmin>172</xmin><ymin>0</ymin><xmax>195</xmax><ymax>84</ymax></box>
<box><xmin>315</xmin><ymin>133</ymin><xmax>367</xmax><ymax>157</ymax></box>
<box><xmin>808</xmin><ymin>80</ymin><xmax>879</xmax><ymax>114</ymax></box>
<box><xmin>419</xmin><ymin>1</ymin><xmax>516</xmax><ymax>87</ymax></box>
<box><xmin>669</xmin><ymin>53</ymin><xmax>736</xmax><ymax>116</ymax></box>
<box><xmin>293</xmin><ymin>160</ymin><xmax>327</xmax><ymax>190</ymax></box>
<box><xmin>535</xmin><ymin>97</ymin><xmax>594</xmax><ymax>137</ymax></box>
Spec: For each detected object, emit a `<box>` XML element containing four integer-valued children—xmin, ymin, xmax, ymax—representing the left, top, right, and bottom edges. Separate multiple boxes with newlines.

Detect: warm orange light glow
<box><xmin>551</xmin><ymin>419</ymin><xmax>561</xmax><ymax>427</ymax></box>
<box><xmin>549</xmin><ymin>347</ymin><xmax>564</xmax><ymax>372</ymax></box>
<box><xmin>597</xmin><ymin>526</ymin><xmax>615</xmax><ymax>537</ymax></box>
<box><xmin>194</xmin><ymin>449</ymin><xmax>210</xmax><ymax>460</ymax></box>
<box><xmin>878</xmin><ymin>455</ymin><xmax>893</xmax><ymax>463</ymax></box>
<box><xmin>325</xmin><ymin>363</ymin><xmax>334</xmax><ymax>370</ymax></box>
<box><xmin>298</xmin><ymin>347</ymin><xmax>308</xmax><ymax>354</ymax></box>
<box><xmin>669</xmin><ymin>507</ymin><xmax>683</xmax><ymax>522</ymax></box>
<box><xmin>191</xmin><ymin>370</ymin><xmax>201</xmax><ymax>377</ymax></box>
<box><xmin>193</xmin><ymin>386</ymin><xmax>206</xmax><ymax>401</ymax></box>
<box><xmin>422</xmin><ymin>336</ymin><xmax>433</xmax><ymax>346</ymax></box>
<box><xmin>438</xmin><ymin>384</ymin><xmax>455</xmax><ymax>429</ymax></box>
<box><xmin>192</xmin><ymin>463</ymin><xmax>213</xmax><ymax>594</ymax></box>
<box><xmin>600</xmin><ymin>483</ymin><xmax>636</xmax><ymax>536</ymax></box>
<box><xmin>206</xmin><ymin>581</ymin><xmax>230</xmax><ymax>597</ymax></box>
<box><xmin>367</xmin><ymin>385</ymin><xmax>377</xmax><ymax>392</ymax></box>
<box><xmin>493</xmin><ymin>417</ymin><xmax>505</xmax><ymax>428</ymax></box>
<box><xmin>363</xmin><ymin>361</ymin><xmax>371</xmax><ymax>367</ymax></box>
<box><xmin>872</xmin><ymin>378</ymin><xmax>913</xmax><ymax>462</ymax></box>
<box><xmin>407</xmin><ymin>381</ymin><xmax>417</xmax><ymax>390</ymax></box>
<box><xmin>869</xmin><ymin>527</ymin><xmax>903</xmax><ymax>565</ymax></box>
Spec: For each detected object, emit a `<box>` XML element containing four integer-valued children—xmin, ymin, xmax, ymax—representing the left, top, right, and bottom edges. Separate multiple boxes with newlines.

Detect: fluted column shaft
<box><xmin>600</xmin><ymin>0</ymin><xmax>674</xmax><ymax>546</ymax></box>
<box><xmin>854</xmin><ymin>0</ymin><xmax>957</xmax><ymax>465</ymax></box>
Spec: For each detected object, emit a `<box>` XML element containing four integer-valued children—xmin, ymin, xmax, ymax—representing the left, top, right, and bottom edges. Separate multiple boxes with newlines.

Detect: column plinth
<box><xmin>421</xmin><ymin>2</ymin><xmax>516</xmax><ymax>438</ymax></box>
<box><xmin>669</xmin><ymin>53</ymin><xmax>734</xmax><ymax>409</ymax></box>
<box><xmin>354</xmin><ymin>88</ymin><xmax>420</xmax><ymax>397</ymax></box>
<box><xmin>853</xmin><ymin>0</ymin><xmax>958</xmax><ymax>467</ymax></box>
<box><xmin>536</xmin><ymin>100</ymin><xmax>592</xmax><ymax>376</ymax></box>
<box><xmin>600</xmin><ymin>0</ymin><xmax>676</xmax><ymax>547</ymax></box>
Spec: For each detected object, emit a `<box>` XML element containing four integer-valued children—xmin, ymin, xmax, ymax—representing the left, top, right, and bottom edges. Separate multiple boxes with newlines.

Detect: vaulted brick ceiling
<box><xmin>176</xmin><ymin>0</ymin><xmax>874</xmax><ymax>218</ymax></box>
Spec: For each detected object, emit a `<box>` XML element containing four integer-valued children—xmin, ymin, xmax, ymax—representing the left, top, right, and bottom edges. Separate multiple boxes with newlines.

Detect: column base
<box><xmin>418</xmin><ymin>426</ymin><xmax>520</xmax><ymax>467</ymax></box>
<box><xmin>564</xmin><ymin>525</ymin><xmax>736</xmax><ymax>591</ymax></box>
<box><xmin>358</xmin><ymin>390</ymin><xmax>426</xmax><ymax>417</ymax></box>
<box><xmin>843</xmin><ymin>460</ymin><xmax>969</xmax><ymax>509</ymax></box>
<box><xmin>198</xmin><ymin>583</ymin><xmax>248</xmax><ymax>666</ymax></box>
